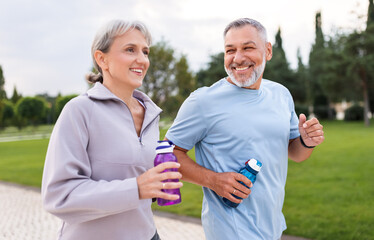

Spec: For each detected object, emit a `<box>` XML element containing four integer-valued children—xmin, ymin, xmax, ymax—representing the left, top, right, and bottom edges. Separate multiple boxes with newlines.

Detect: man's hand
<box><xmin>299</xmin><ymin>113</ymin><xmax>324</xmax><ymax>147</ymax></box>
<box><xmin>209</xmin><ymin>172</ymin><xmax>253</xmax><ymax>204</ymax></box>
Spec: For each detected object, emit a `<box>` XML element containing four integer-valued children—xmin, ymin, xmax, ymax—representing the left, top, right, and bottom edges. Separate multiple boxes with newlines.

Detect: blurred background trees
<box><xmin>0</xmin><ymin>0</ymin><xmax>373</xmax><ymax>128</ymax></box>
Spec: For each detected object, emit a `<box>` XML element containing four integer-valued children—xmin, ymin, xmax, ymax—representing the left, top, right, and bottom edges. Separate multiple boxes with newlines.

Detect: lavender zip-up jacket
<box><xmin>42</xmin><ymin>83</ymin><xmax>162</xmax><ymax>240</ymax></box>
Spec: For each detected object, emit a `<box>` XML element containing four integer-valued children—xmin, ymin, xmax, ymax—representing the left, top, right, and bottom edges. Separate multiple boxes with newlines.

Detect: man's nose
<box><xmin>233</xmin><ymin>51</ymin><xmax>245</xmax><ymax>64</ymax></box>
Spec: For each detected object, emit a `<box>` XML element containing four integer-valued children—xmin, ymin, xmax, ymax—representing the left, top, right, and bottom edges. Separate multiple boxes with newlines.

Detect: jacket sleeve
<box><xmin>41</xmin><ymin>97</ymin><xmax>141</xmax><ymax>225</ymax></box>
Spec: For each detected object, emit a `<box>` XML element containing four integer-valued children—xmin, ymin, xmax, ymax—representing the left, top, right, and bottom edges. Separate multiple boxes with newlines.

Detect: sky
<box><xmin>0</xmin><ymin>0</ymin><xmax>369</xmax><ymax>97</ymax></box>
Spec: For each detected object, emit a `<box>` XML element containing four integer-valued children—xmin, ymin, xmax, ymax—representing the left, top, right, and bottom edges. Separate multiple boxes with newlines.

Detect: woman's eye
<box><xmin>126</xmin><ymin>48</ymin><xmax>135</xmax><ymax>53</ymax></box>
<box><xmin>143</xmin><ymin>50</ymin><xmax>149</xmax><ymax>56</ymax></box>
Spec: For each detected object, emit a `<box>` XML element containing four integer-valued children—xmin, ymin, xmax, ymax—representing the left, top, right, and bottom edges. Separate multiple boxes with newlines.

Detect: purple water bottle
<box><xmin>223</xmin><ymin>158</ymin><xmax>262</xmax><ymax>208</ymax></box>
<box><xmin>154</xmin><ymin>140</ymin><xmax>181</xmax><ymax>206</ymax></box>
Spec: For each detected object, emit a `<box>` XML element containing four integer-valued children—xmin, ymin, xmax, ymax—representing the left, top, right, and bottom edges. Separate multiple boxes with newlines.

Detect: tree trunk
<box><xmin>360</xmin><ymin>68</ymin><xmax>371</xmax><ymax>127</ymax></box>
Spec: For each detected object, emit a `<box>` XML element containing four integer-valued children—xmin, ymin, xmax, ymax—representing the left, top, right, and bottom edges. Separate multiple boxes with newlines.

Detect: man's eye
<box><xmin>226</xmin><ymin>49</ymin><xmax>234</xmax><ymax>54</ymax></box>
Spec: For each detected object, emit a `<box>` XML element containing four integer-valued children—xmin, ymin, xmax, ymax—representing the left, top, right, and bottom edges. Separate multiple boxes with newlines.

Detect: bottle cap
<box><xmin>245</xmin><ymin>158</ymin><xmax>262</xmax><ymax>172</ymax></box>
<box><xmin>156</xmin><ymin>140</ymin><xmax>175</xmax><ymax>154</ymax></box>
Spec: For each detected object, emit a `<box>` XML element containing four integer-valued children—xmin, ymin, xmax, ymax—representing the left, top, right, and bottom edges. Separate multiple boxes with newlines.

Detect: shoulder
<box><xmin>60</xmin><ymin>93</ymin><xmax>94</xmax><ymax>118</ymax></box>
<box><xmin>188</xmin><ymin>78</ymin><xmax>227</xmax><ymax>102</ymax></box>
<box><xmin>262</xmin><ymin>79</ymin><xmax>292</xmax><ymax>96</ymax></box>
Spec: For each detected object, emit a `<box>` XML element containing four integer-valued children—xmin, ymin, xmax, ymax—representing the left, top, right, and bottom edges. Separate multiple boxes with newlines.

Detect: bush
<box><xmin>295</xmin><ymin>104</ymin><xmax>309</xmax><ymax>117</ymax></box>
<box><xmin>1</xmin><ymin>100</ymin><xmax>15</xmax><ymax>127</ymax></box>
<box><xmin>313</xmin><ymin>106</ymin><xmax>336</xmax><ymax>120</ymax></box>
<box><xmin>55</xmin><ymin>94</ymin><xmax>78</xmax><ymax>119</ymax></box>
<box><xmin>344</xmin><ymin>105</ymin><xmax>364</xmax><ymax>121</ymax></box>
<box><xmin>16</xmin><ymin>97</ymin><xmax>48</xmax><ymax>126</ymax></box>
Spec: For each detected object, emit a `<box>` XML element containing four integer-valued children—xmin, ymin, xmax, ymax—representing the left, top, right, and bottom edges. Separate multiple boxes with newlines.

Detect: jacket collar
<box><xmin>87</xmin><ymin>82</ymin><xmax>162</xmax><ymax>121</ymax></box>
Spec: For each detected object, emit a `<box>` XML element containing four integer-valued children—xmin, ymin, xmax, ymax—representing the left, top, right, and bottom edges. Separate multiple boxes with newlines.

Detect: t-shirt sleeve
<box><xmin>288</xmin><ymin>90</ymin><xmax>300</xmax><ymax>140</ymax></box>
<box><xmin>166</xmin><ymin>91</ymin><xmax>207</xmax><ymax>150</ymax></box>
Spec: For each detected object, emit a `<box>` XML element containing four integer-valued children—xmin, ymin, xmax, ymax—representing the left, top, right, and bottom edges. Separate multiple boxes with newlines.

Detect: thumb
<box><xmin>299</xmin><ymin>113</ymin><xmax>307</xmax><ymax>128</ymax></box>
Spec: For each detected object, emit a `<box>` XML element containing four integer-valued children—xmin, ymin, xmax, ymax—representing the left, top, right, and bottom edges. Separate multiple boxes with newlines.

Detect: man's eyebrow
<box><xmin>242</xmin><ymin>41</ymin><xmax>256</xmax><ymax>45</ymax></box>
<box><xmin>225</xmin><ymin>41</ymin><xmax>256</xmax><ymax>48</ymax></box>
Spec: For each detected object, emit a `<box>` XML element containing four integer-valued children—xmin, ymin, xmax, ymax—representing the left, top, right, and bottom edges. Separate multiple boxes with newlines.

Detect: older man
<box><xmin>166</xmin><ymin>18</ymin><xmax>324</xmax><ymax>240</ymax></box>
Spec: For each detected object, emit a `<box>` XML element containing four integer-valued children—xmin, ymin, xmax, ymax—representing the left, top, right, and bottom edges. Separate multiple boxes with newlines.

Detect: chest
<box><xmin>204</xmin><ymin>94</ymin><xmax>292</xmax><ymax>143</ymax></box>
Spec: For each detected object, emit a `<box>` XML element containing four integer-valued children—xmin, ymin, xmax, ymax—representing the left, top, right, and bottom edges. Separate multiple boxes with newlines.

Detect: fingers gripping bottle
<box><xmin>223</xmin><ymin>158</ymin><xmax>262</xmax><ymax>208</ymax></box>
<box><xmin>154</xmin><ymin>140</ymin><xmax>181</xmax><ymax>206</ymax></box>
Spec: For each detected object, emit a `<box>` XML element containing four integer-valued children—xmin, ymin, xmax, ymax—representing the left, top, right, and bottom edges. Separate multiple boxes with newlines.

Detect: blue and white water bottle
<box><xmin>223</xmin><ymin>158</ymin><xmax>262</xmax><ymax>208</ymax></box>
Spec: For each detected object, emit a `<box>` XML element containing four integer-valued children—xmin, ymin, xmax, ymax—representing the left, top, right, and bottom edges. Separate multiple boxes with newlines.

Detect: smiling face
<box><xmin>224</xmin><ymin>25</ymin><xmax>272</xmax><ymax>89</ymax></box>
<box><xmin>95</xmin><ymin>29</ymin><xmax>150</xmax><ymax>90</ymax></box>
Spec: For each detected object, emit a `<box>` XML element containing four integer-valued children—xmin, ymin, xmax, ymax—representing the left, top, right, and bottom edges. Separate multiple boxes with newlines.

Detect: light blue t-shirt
<box><xmin>166</xmin><ymin>78</ymin><xmax>300</xmax><ymax>240</ymax></box>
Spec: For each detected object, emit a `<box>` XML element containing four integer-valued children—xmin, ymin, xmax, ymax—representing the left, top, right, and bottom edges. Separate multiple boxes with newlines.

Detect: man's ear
<box><xmin>265</xmin><ymin>42</ymin><xmax>272</xmax><ymax>61</ymax></box>
<box><xmin>94</xmin><ymin>50</ymin><xmax>108</xmax><ymax>71</ymax></box>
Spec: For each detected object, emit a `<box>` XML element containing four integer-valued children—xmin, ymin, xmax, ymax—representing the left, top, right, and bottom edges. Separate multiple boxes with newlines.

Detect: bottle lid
<box><xmin>245</xmin><ymin>158</ymin><xmax>262</xmax><ymax>172</ymax></box>
<box><xmin>156</xmin><ymin>140</ymin><xmax>175</xmax><ymax>154</ymax></box>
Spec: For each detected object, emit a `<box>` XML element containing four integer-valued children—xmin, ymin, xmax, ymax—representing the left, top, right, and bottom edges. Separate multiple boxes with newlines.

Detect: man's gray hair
<box><xmin>223</xmin><ymin>18</ymin><xmax>268</xmax><ymax>42</ymax></box>
<box><xmin>88</xmin><ymin>19</ymin><xmax>152</xmax><ymax>83</ymax></box>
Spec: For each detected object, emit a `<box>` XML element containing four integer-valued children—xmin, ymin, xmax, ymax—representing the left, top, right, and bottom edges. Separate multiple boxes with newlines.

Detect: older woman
<box><xmin>42</xmin><ymin>20</ymin><xmax>182</xmax><ymax>240</ymax></box>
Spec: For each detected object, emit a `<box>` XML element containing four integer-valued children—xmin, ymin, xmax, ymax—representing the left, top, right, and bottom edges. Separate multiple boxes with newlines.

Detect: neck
<box><xmin>103</xmin><ymin>80</ymin><xmax>136</xmax><ymax>106</ymax></box>
<box><xmin>227</xmin><ymin>77</ymin><xmax>262</xmax><ymax>90</ymax></box>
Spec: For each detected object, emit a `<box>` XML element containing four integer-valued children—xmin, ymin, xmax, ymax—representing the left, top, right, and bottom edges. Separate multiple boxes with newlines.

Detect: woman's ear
<box><xmin>94</xmin><ymin>50</ymin><xmax>108</xmax><ymax>71</ymax></box>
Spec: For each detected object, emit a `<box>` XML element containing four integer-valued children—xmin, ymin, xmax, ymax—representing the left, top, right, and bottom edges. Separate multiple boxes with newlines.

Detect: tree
<box><xmin>342</xmin><ymin>0</ymin><xmax>374</xmax><ymax>126</ymax></box>
<box><xmin>166</xmin><ymin>55</ymin><xmax>196</xmax><ymax>116</ymax></box>
<box><xmin>16</xmin><ymin>97</ymin><xmax>47</xmax><ymax>127</ymax></box>
<box><xmin>308</xmin><ymin>12</ymin><xmax>332</xmax><ymax>119</ymax></box>
<box><xmin>141</xmin><ymin>41</ymin><xmax>177</xmax><ymax>109</ymax></box>
<box><xmin>175</xmin><ymin>55</ymin><xmax>196</xmax><ymax>100</ymax></box>
<box><xmin>0</xmin><ymin>65</ymin><xmax>6</xmax><ymax>100</ymax></box>
<box><xmin>293</xmin><ymin>49</ymin><xmax>309</xmax><ymax>114</ymax></box>
<box><xmin>196</xmin><ymin>52</ymin><xmax>226</xmax><ymax>88</ymax></box>
<box><xmin>0</xmin><ymin>100</ymin><xmax>14</xmax><ymax>128</ymax></box>
<box><xmin>263</xmin><ymin>27</ymin><xmax>297</xmax><ymax>99</ymax></box>
<box><xmin>37</xmin><ymin>93</ymin><xmax>56</xmax><ymax>124</ymax></box>
<box><xmin>10</xmin><ymin>86</ymin><xmax>22</xmax><ymax>104</ymax></box>
<box><xmin>366</xmin><ymin>0</ymin><xmax>374</xmax><ymax>116</ymax></box>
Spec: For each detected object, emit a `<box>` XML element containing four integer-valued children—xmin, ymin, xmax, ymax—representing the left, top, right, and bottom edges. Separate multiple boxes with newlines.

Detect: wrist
<box><xmin>299</xmin><ymin>136</ymin><xmax>315</xmax><ymax>148</ymax></box>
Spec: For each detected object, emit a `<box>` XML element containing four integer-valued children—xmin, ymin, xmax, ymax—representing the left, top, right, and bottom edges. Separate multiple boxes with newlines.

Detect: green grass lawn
<box><xmin>0</xmin><ymin>121</ymin><xmax>373</xmax><ymax>239</ymax></box>
<box><xmin>0</xmin><ymin>138</ymin><xmax>49</xmax><ymax>187</ymax></box>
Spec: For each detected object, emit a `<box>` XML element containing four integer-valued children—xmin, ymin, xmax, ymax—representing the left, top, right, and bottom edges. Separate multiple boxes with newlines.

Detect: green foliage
<box><xmin>168</xmin><ymin>55</ymin><xmax>196</xmax><ymax>117</ymax></box>
<box><xmin>0</xmin><ymin>100</ymin><xmax>14</xmax><ymax>128</ymax></box>
<box><xmin>293</xmin><ymin>49</ymin><xmax>308</xmax><ymax>105</ymax></box>
<box><xmin>15</xmin><ymin>97</ymin><xmax>47</xmax><ymax>127</ymax></box>
<box><xmin>0</xmin><ymin>65</ymin><xmax>6</xmax><ymax>100</ymax></box>
<box><xmin>10</xmin><ymin>86</ymin><xmax>22</xmax><ymax>104</ymax></box>
<box><xmin>55</xmin><ymin>94</ymin><xmax>78</xmax><ymax>120</ymax></box>
<box><xmin>196</xmin><ymin>52</ymin><xmax>226</xmax><ymax>88</ymax></box>
<box><xmin>140</xmin><ymin>41</ymin><xmax>196</xmax><ymax>117</ymax></box>
<box><xmin>264</xmin><ymin>28</ymin><xmax>302</xmax><ymax>104</ymax></box>
<box><xmin>313</xmin><ymin>105</ymin><xmax>336</xmax><ymax>120</ymax></box>
<box><xmin>294</xmin><ymin>104</ymin><xmax>309</xmax><ymax>117</ymax></box>
<box><xmin>308</xmin><ymin>11</ymin><xmax>335</xmax><ymax>120</ymax></box>
<box><xmin>141</xmin><ymin>40</ymin><xmax>177</xmax><ymax>109</ymax></box>
<box><xmin>344</xmin><ymin>104</ymin><xmax>364</xmax><ymax>121</ymax></box>
<box><xmin>175</xmin><ymin>55</ymin><xmax>196</xmax><ymax>100</ymax></box>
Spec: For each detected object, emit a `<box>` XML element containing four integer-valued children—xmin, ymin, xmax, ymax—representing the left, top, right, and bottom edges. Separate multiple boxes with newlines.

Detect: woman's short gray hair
<box><xmin>223</xmin><ymin>18</ymin><xmax>268</xmax><ymax>42</ymax></box>
<box><xmin>87</xmin><ymin>19</ymin><xmax>152</xmax><ymax>83</ymax></box>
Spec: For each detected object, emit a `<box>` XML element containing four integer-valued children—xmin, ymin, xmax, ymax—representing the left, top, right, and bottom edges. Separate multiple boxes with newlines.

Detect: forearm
<box><xmin>288</xmin><ymin>137</ymin><xmax>314</xmax><ymax>162</ymax></box>
<box><xmin>173</xmin><ymin>148</ymin><xmax>216</xmax><ymax>189</ymax></box>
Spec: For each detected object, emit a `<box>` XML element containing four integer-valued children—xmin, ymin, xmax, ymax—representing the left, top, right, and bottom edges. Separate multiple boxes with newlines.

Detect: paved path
<box><xmin>0</xmin><ymin>182</ymin><xmax>310</xmax><ymax>240</ymax></box>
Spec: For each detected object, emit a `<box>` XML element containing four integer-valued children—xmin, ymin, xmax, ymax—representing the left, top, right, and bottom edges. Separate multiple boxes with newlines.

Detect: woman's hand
<box><xmin>136</xmin><ymin>162</ymin><xmax>183</xmax><ymax>200</ymax></box>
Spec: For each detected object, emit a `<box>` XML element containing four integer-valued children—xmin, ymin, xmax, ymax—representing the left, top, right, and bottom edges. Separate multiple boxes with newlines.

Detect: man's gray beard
<box><xmin>225</xmin><ymin>56</ymin><xmax>266</xmax><ymax>88</ymax></box>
